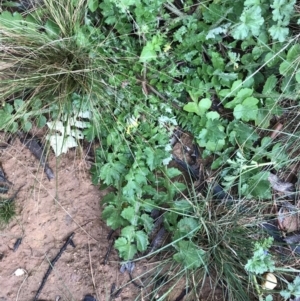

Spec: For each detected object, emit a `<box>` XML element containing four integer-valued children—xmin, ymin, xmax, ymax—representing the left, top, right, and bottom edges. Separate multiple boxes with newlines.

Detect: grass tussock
<box><xmin>0</xmin><ymin>200</ymin><xmax>15</xmax><ymax>225</ymax></box>
<box><xmin>0</xmin><ymin>0</ymin><xmax>130</xmax><ymax>132</ymax></box>
<box><xmin>0</xmin><ymin>0</ymin><xmax>87</xmax><ymax>99</ymax></box>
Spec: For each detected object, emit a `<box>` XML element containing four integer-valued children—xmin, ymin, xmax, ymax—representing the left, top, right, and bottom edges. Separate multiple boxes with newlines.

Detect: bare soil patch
<box><xmin>0</xmin><ymin>134</ymin><xmax>140</xmax><ymax>301</ymax></box>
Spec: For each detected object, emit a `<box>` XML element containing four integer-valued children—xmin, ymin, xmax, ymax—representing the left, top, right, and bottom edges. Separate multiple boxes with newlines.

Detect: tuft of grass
<box><xmin>0</xmin><ymin>0</ymin><xmax>87</xmax><ymax>95</ymax></box>
<box><xmin>0</xmin><ymin>200</ymin><xmax>16</xmax><ymax>225</ymax></box>
<box><xmin>136</xmin><ymin>157</ymin><xmax>299</xmax><ymax>301</ymax></box>
<box><xmin>0</xmin><ymin>0</ymin><xmax>139</xmax><ymax>135</ymax></box>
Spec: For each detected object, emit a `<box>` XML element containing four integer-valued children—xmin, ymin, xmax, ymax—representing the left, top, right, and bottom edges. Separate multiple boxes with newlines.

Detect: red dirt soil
<box><xmin>0</xmin><ymin>134</ymin><xmax>140</xmax><ymax>301</ymax></box>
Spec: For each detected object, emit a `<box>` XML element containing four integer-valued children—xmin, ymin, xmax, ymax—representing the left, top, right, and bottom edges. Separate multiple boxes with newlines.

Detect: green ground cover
<box><xmin>0</xmin><ymin>0</ymin><xmax>300</xmax><ymax>300</ymax></box>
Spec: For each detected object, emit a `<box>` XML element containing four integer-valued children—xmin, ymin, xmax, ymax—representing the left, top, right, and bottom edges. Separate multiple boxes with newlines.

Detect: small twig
<box><xmin>146</xmin><ymin>83</ymin><xmax>182</xmax><ymax>110</ymax></box>
<box><xmin>192</xmin><ymin>274</ymin><xmax>200</xmax><ymax>301</ymax></box>
<box><xmin>16</xmin><ymin>270</ymin><xmax>29</xmax><ymax>301</ymax></box>
<box><xmin>33</xmin><ymin>232</ymin><xmax>75</xmax><ymax>301</ymax></box>
<box><xmin>88</xmin><ymin>238</ymin><xmax>96</xmax><ymax>293</ymax></box>
<box><xmin>163</xmin><ymin>2</ymin><xmax>185</xmax><ymax>17</ymax></box>
<box><xmin>18</xmin><ymin>131</ymin><xmax>54</xmax><ymax>180</ymax></box>
<box><xmin>129</xmin><ymin>273</ymin><xmax>144</xmax><ymax>288</ymax></box>
<box><xmin>111</xmin><ymin>288</ymin><xmax>123</xmax><ymax>298</ymax></box>
<box><xmin>142</xmin><ymin>81</ymin><xmax>148</xmax><ymax>95</ymax></box>
<box><xmin>270</xmin><ymin>122</ymin><xmax>283</xmax><ymax>139</ymax></box>
<box><xmin>174</xmin><ymin>287</ymin><xmax>191</xmax><ymax>301</ymax></box>
<box><xmin>142</xmin><ymin>62</ymin><xmax>148</xmax><ymax>95</ymax></box>
<box><xmin>107</xmin><ymin>229</ymin><xmax>115</xmax><ymax>240</ymax></box>
<box><xmin>110</xmin><ymin>283</ymin><xmax>116</xmax><ymax>295</ymax></box>
<box><xmin>102</xmin><ymin>238</ymin><xmax>115</xmax><ymax>265</ymax></box>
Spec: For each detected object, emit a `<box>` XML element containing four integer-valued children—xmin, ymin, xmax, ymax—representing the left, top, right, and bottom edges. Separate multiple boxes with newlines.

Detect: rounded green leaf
<box><xmin>279</xmin><ymin>61</ymin><xmax>292</xmax><ymax>75</ymax></box>
<box><xmin>114</xmin><ymin>237</ymin><xmax>137</xmax><ymax>260</ymax></box>
<box><xmin>140</xmin><ymin>42</ymin><xmax>156</xmax><ymax>63</ymax></box>
<box><xmin>121</xmin><ymin>207</ymin><xmax>136</xmax><ymax>225</ymax></box>
<box><xmin>173</xmin><ymin>240</ymin><xmax>206</xmax><ymax>269</ymax></box>
<box><xmin>263</xmin><ymin>75</ymin><xmax>277</xmax><ymax>94</ymax></box>
<box><xmin>183</xmin><ymin>102</ymin><xmax>200</xmax><ymax>115</ymax></box>
<box><xmin>88</xmin><ymin>0</ymin><xmax>99</xmax><ymax>12</ymax></box>
<box><xmin>45</xmin><ymin>20</ymin><xmax>60</xmax><ymax>37</ymax></box>
<box><xmin>233</xmin><ymin>104</ymin><xmax>244</xmax><ymax>120</ymax></box>
<box><xmin>206</xmin><ymin>111</ymin><xmax>220</xmax><ymax>120</ymax></box>
<box><xmin>198</xmin><ymin>98</ymin><xmax>212</xmax><ymax>115</ymax></box>
<box><xmin>37</xmin><ymin>115</ymin><xmax>47</xmax><ymax>128</ymax></box>
<box><xmin>135</xmin><ymin>230</ymin><xmax>149</xmax><ymax>252</ymax></box>
<box><xmin>121</xmin><ymin>225</ymin><xmax>136</xmax><ymax>242</ymax></box>
<box><xmin>287</xmin><ymin>44</ymin><xmax>300</xmax><ymax>62</ymax></box>
<box><xmin>177</xmin><ymin>217</ymin><xmax>199</xmax><ymax>238</ymax></box>
<box><xmin>23</xmin><ymin>121</ymin><xmax>32</xmax><ymax>132</ymax></box>
<box><xmin>243</xmin><ymin>96</ymin><xmax>259</xmax><ymax>106</ymax></box>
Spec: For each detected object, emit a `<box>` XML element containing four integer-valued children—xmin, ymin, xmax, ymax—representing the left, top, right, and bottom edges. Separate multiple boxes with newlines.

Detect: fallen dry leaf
<box><xmin>278</xmin><ymin>203</ymin><xmax>300</xmax><ymax>233</ymax></box>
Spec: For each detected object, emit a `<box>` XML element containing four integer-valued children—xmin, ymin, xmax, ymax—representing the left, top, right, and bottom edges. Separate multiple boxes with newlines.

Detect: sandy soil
<box><xmin>0</xmin><ymin>134</ymin><xmax>141</xmax><ymax>301</ymax></box>
<box><xmin>0</xmin><ymin>131</ymin><xmax>225</xmax><ymax>301</ymax></box>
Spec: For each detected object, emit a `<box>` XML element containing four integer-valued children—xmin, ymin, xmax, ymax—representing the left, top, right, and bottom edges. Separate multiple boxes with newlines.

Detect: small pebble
<box><xmin>14</xmin><ymin>268</ymin><xmax>26</xmax><ymax>277</ymax></box>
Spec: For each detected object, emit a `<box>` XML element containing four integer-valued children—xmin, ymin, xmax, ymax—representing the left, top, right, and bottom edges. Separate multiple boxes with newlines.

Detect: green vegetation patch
<box><xmin>1</xmin><ymin>0</ymin><xmax>300</xmax><ymax>300</ymax></box>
